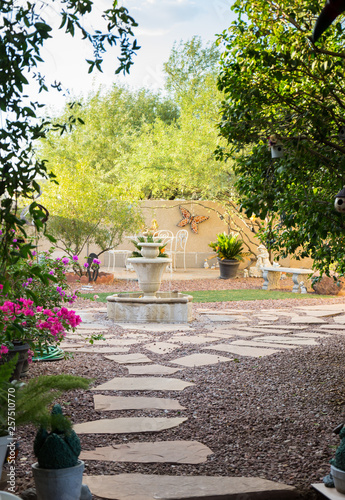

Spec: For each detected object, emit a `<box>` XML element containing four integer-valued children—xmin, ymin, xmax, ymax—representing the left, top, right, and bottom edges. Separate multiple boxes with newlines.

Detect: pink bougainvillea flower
<box><xmin>83</xmin><ymin>262</ymin><xmax>89</xmax><ymax>268</ymax></box>
<box><xmin>72</xmin><ymin>255</ymin><xmax>78</xmax><ymax>261</ymax></box>
<box><xmin>62</xmin><ymin>257</ymin><xmax>69</xmax><ymax>265</ymax></box>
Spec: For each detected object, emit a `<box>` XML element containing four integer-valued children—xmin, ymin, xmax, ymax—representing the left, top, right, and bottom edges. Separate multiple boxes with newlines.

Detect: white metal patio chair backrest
<box><xmin>153</xmin><ymin>230</ymin><xmax>174</xmax><ymax>272</ymax></box>
<box><xmin>174</xmin><ymin>229</ymin><xmax>188</xmax><ymax>270</ymax></box>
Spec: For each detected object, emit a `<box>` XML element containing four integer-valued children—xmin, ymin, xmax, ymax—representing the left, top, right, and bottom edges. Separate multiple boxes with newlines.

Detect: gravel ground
<box><xmin>6</xmin><ymin>278</ymin><xmax>345</xmax><ymax>500</ymax></box>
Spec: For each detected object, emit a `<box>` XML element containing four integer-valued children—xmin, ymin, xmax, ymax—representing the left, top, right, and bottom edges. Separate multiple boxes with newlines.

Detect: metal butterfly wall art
<box><xmin>177</xmin><ymin>206</ymin><xmax>209</xmax><ymax>234</ymax></box>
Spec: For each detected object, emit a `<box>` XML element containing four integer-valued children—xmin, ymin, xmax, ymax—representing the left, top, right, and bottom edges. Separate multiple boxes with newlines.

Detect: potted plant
<box><xmin>324</xmin><ymin>425</ymin><xmax>345</xmax><ymax>493</ymax></box>
<box><xmin>0</xmin><ymin>354</ymin><xmax>90</xmax><ymax>483</ymax></box>
<box><xmin>0</xmin><ymin>298</ymin><xmax>82</xmax><ymax>378</ymax></box>
<box><xmin>209</xmin><ymin>233</ymin><xmax>246</xmax><ymax>279</ymax></box>
<box><xmin>131</xmin><ymin>234</ymin><xmax>168</xmax><ymax>258</ymax></box>
<box><xmin>32</xmin><ymin>404</ymin><xmax>89</xmax><ymax>500</ymax></box>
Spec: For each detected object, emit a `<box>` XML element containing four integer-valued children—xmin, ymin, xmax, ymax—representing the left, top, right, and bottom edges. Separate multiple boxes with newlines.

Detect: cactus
<box><xmin>331</xmin><ymin>427</ymin><xmax>345</xmax><ymax>472</ymax></box>
<box><xmin>33</xmin><ymin>404</ymin><xmax>81</xmax><ymax>469</ymax></box>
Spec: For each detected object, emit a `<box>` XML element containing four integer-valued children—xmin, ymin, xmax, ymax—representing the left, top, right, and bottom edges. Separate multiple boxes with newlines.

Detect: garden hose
<box><xmin>33</xmin><ymin>345</ymin><xmax>64</xmax><ymax>362</ymax></box>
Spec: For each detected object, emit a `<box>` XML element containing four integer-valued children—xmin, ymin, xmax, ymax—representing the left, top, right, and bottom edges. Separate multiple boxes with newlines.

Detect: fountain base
<box><xmin>107</xmin><ymin>291</ymin><xmax>193</xmax><ymax>323</ymax></box>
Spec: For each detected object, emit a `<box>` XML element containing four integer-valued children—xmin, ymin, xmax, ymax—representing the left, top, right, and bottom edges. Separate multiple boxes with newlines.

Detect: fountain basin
<box><xmin>128</xmin><ymin>257</ymin><xmax>171</xmax><ymax>296</ymax></box>
<box><xmin>107</xmin><ymin>291</ymin><xmax>193</xmax><ymax>323</ymax></box>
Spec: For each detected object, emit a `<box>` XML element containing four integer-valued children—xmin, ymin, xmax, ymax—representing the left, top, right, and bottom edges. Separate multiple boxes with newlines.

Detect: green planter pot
<box><xmin>218</xmin><ymin>258</ymin><xmax>240</xmax><ymax>279</ymax></box>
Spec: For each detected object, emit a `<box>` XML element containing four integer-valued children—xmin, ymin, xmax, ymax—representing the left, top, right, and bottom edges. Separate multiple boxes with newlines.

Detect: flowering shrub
<box><xmin>7</xmin><ymin>248</ymin><xmax>79</xmax><ymax>309</ymax></box>
<box><xmin>0</xmin><ymin>298</ymin><xmax>82</xmax><ymax>353</ymax></box>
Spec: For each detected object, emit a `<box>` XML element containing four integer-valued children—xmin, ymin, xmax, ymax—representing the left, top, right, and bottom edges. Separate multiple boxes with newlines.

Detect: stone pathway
<box><xmin>62</xmin><ymin>303</ymin><xmax>345</xmax><ymax>499</ymax></box>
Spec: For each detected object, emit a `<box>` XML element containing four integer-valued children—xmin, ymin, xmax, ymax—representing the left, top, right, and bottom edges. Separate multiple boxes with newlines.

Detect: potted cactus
<box><xmin>32</xmin><ymin>404</ymin><xmax>89</xmax><ymax>500</ymax></box>
<box><xmin>323</xmin><ymin>425</ymin><xmax>345</xmax><ymax>494</ymax></box>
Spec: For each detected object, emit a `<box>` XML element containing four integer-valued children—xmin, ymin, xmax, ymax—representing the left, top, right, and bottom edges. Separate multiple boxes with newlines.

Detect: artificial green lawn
<box><xmin>80</xmin><ymin>289</ymin><xmax>333</xmax><ymax>303</ymax></box>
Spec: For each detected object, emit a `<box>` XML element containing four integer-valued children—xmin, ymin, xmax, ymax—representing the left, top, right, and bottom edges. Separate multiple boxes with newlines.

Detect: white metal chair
<box><xmin>153</xmin><ymin>230</ymin><xmax>174</xmax><ymax>272</ymax></box>
<box><xmin>173</xmin><ymin>229</ymin><xmax>188</xmax><ymax>270</ymax></box>
<box><xmin>106</xmin><ymin>249</ymin><xmax>131</xmax><ymax>271</ymax></box>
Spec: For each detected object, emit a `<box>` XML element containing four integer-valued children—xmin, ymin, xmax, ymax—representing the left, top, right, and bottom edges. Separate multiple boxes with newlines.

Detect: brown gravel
<box><xmin>5</xmin><ymin>278</ymin><xmax>345</xmax><ymax>500</ymax></box>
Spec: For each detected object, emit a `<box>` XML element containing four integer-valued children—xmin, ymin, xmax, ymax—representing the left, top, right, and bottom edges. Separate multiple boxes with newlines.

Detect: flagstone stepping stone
<box><xmin>312</xmin><ymin>483</ymin><xmax>343</xmax><ymax>499</ymax></box>
<box><xmin>92</xmin><ymin>339</ymin><xmax>138</xmax><ymax>346</ymax></box>
<box><xmin>204</xmin><ymin>331</ymin><xmax>236</xmax><ymax>339</ymax></box>
<box><xmin>318</xmin><ymin>324</ymin><xmax>345</xmax><ymax>330</ymax></box>
<box><xmin>296</xmin><ymin>331</ymin><xmax>330</xmax><ymax>338</ymax></box>
<box><xmin>125</xmin><ymin>365</ymin><xmax>181</xmax><ymax>375</ymax></box>
<box><xmin>299</xmin><ymin>310</ymin><xmax>343</xmax><ymax>318</ymax></box>
<box><xmin>208</xmin><ymin>329</ymin><xmax>262</xmax><ymax>338</ymax></box>
<box><xmin>234</xmin><ymin>326</ymin><xmax>293</xmax><ymax>334</ymax></box>
<box><xmin>203</xmin><ymin>344</ymin><xmax>280</xmax><ymax>358</ymax></box>
<box><xmin>265</xmin><ymin>311</ymin><xmax>299</xmax><ymax>317</ymax></box>
<box><xmin>170</xmin><ymin>353</ymin><xmax>233</xmax><ymax>367</ymax></box>
<box><xmin>256</xmin><ymin>324</ymin><xmax>308</xmax><ymax>330</ymax></box>
<box><xmin>83</xmin><ymin>473</ymin><xmax>296</xmax><ymax>500</ymax></box>
<box><xmin>297</xmin><ymin>304</ymin><xmax>345</xmax><ymax>312</ymax></box>
<box><xmin>118</xmin><ymin>324</ymin><xmax>192</xmax><ymax>332</ymax></box>
<box><xmin>333</xmin><ymin>315</ymin><xmax>345</xmax><ymax>324</ymax></box>
<box><xmin>66</xmin><ymin>346</ymin><xmax>129</xmax><ymax>353</ymax></box>
<box><xmin>74</xmin><ymin>417</ymin><xmax>187</xmax><ymax>434</ymax></box>
<box><xmin>254</xmin><ymin>335</ymin><xmax>318</xmax><ymax>345</ymax></box>
<box><xmin>105</xmin><ymin>353</ymin><xmax>153</xmax><ymax>364</ymax></box>
<box><xmin>80</xmin><ymin>440</ymin><xmax>212</xmax><ymax>464</ymax></box>
<box><xmin>76</xmin><ymin>323</ymin><xmax>107</xmax><ymax>328</ymax></box>
<box><xmin>168</xmin><ymin>335</ymin><xmax>217</xmax><ymax>345</ymax></box>
<box><xmin>204</xmin><ymin>315</ymin><xmax>249</xmax><ymax>322</ymax></box>
<box><xmin>254</xmin><ymin>315</ymin><xmax>279</xmax><ymax>321</ymax></box>
<box><xmin>93</xmin><ymin>395</ymin><xmax>186</xmax><ymax>411</ymax></box>
<box><xmin>198</xmin><ymin>308</ymin><xmax>252</xmax><ymax>314</ymax></box>
<box><xmin>144</xmin><ymin>342</ymin><xmax>180</xmax><ymax>354</ymax></box>
<box><xmin>76</xmin><ymin>312</ymin><xmax>97</xmax><ymax>323</ymax></box>
<box><xmin>231</xmin><ymin>340</ymin><xmax>297</xmax><ymax>350</ymax></box>
<box><xmin>60</xmin><ymin>342</ymin><xmax>85</xmax><ymax>348</ymax></box>
<box><xmin>290</xmin><ymin>316</ymin><xmax>325</xmax><ymax>324</ymax></box>
<box><xmin>92</xmin><ymin>377</ymin><xmax>194</xmax><ymax>392</ymax></box>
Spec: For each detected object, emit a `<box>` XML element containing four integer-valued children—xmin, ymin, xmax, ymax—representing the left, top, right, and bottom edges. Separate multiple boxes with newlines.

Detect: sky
<box><xmin>37</xmin><ymin>0</ymin><xmax>236</xmax><ymax>111</ymax></box>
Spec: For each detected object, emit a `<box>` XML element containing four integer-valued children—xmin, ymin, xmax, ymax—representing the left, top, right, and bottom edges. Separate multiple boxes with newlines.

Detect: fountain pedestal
<box><xmin>107</xmin><ymin>241</ymin><xmax>193</xmax><ymax>323</ymax></box>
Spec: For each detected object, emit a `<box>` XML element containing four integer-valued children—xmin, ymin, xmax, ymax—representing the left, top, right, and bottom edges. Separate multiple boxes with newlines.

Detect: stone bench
<box><xmin>261</xmin><ymin>266</ymin><xmax>313</xmax><ymax>294</ymax></box>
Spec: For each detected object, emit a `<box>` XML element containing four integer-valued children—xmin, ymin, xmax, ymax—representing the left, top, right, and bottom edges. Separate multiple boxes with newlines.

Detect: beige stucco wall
<box><xmin>36</xmin><ymin>199</ymin><xmax>314</xmax><ymax>269</ymax></box>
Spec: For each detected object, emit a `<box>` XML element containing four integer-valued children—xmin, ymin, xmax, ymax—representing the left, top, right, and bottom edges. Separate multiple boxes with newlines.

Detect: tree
<box><xmin>121</xmin><ymin>37</ymin><xmax>234</xmax><ymax>201</ymax></box>
<box><xmin>0</xmin><ymin>0</ymin><xmax>138</xmax><ymax>287</ymax></box>
<box><xmin>40</xmin><ymin>159</ymin><xmax>143</xmax><ymax>260</ymax></box>
<box><xmin>217</xmin><ymin>0</ymin><xmax>345</xmax><ymax>275</ymax></box>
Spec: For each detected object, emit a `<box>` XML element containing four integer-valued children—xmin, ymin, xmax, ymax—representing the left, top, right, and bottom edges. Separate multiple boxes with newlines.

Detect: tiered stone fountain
<box><xmin>107</xmin><ymin>241</ymin><xmax>193</xmax><ymax>323</ymax></box>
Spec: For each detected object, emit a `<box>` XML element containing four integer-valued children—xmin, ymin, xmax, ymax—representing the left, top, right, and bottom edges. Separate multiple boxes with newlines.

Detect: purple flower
<box><xmin>32</xmin><ymin>250</ymin><xmax>37</xmax><ymax>256</ymax></box>
<box><xmin>83</xmin><ymin>262</ymin><xmax>89</xmax><ymax>268</ymax></box>
<box><xmin>72</xmin><ymin>255</ymin><xmax>78</xmax><ymax>261</ymax></box>
<box><xmin>0</xmin><ymin>230</ymin><xmax>2</xmax><ymax>235</ymax></box>
<box><xmin>49</xmin><ymin>270</ymin><xmax>54</xmax><ymax>275</ymax></box>
<box><xmin>62</xmin><ymin>257</ymin><xmax>69</xmax><ymax>265</ymax></box>
<box><xmin>56</xmin><ymin>257</ymin><xmax>61</xmax><ymax>261</ymax></box>
<box><xmin>13</xmin><ymin>239</ymin><xmax>17</xmax><ymax>243</ymax></box>
<box><xmin>93</xmin><ymin>258</ymin><xmax>101</xmax><ymax>265</ymax></box>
